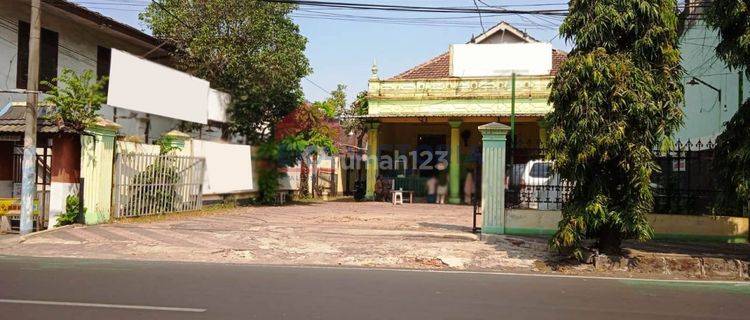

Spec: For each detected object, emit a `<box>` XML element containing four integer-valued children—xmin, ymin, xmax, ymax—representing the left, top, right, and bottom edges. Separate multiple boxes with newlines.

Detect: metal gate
<box><xmin>112</xmin><ymin>153</ymin><xmax>205</xmax><ymax>218</ymax></box>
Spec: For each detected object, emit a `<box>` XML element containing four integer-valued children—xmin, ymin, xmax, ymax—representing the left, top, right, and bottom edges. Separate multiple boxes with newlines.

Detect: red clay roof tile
<box><xmin>390</xmin><ymin>49</ymin><xmax>567</xmax><ymax>80</ymax></box>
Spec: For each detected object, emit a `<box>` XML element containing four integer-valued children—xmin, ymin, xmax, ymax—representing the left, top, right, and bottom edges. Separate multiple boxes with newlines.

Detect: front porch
<box><xmin>363</xmin><ymin>116</ymin><xmax>544</xmax><ymax>204</ymax></box>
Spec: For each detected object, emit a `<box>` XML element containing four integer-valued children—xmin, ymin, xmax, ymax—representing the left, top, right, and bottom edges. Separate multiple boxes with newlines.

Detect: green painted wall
<box><xmin>678</xmin><ymin>20</ymin><xmax>750</xmax><ymax>142</ymax></box>
<box><xmin>505</xmin><ymin>209</ymin><xmax>749</xmax><ymax>243</ymax></box>
<box><xmin>369</xmin><ymin>98</ymin><xmax>551</xmax><ymax>117</ymax></box>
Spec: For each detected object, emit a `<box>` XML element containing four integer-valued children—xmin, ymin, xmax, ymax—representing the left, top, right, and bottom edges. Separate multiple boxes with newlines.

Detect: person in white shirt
<box><xmin>426</xmin><ymin>175</ymin><xmax>438</xmax><ymax>203</ymax></box>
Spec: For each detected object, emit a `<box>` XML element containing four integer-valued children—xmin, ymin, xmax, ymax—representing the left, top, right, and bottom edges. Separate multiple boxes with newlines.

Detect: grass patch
<box><xmin>113</xmin><ymin>201</ymin><xmax>241</xmax><ymax>224</ymax></box>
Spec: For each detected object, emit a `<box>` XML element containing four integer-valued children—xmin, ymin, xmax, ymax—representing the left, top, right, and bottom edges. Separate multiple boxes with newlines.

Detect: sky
<box><xmin>70</xmin><ymin>0</ymin><xmax>571</xmax><ymax>104</ymax></box>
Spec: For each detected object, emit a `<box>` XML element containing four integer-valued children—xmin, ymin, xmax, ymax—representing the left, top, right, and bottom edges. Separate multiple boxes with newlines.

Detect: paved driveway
<box><xmin>0</xmin><ymin>201</ymin><xmax>548</xmax><ymax>270</ymax></box>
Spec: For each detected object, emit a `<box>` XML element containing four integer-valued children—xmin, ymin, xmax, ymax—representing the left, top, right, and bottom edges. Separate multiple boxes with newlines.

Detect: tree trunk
<box><xmin>300</xmin><ymin>158</ymin><xmax>309</xmax><ymax>197</ymax></box>
<box><xmin>597</xmin><ymin>224</ymin><xmax>623</xmax><ymax>255</ymax></box>
<box><xmin>312</xmin><ymin>153</ymin><xmax>319</xmax><ymax>197</ymax></box>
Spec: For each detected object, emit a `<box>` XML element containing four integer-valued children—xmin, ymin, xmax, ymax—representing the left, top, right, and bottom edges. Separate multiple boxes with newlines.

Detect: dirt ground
<box><xmin>0</xmin><ymin>201</ymin><xmax>549</xmax><ymax>271</ymax></box>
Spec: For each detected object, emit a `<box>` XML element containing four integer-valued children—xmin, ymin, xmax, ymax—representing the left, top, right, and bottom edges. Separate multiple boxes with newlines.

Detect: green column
<box><xmin>365</xmin><ymin>122</ymin><xmax>380</xmax><ymax>200</ymax></box>
<box><xmin>448</xmin><ymin>120</ymin><xmax>462</xmax><ymax>204</ymax></box>
<box><xmin>538</xmin><ymin>121</ymin><xmax>547</xmax><ymax>146</ymax></box>
<box><xmin>478</xmin><ymin>122</ymin><xmax>511</xmax><ymax>234</ymax></box>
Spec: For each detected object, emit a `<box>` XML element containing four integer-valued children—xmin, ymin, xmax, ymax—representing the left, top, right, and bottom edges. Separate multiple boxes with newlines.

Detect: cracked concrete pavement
<box><xmin>0</xmin><ymin>201</ymin><xmax>549</xmax><ymax>271</ymax></box>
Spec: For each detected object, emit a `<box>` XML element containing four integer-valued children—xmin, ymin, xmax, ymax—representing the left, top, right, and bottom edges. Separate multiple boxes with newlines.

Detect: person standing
<box><xmin>463</xmin><ymin>172</ymin><xmax>474</xmax><ymax>204</ymax></box>
<box><xmin>436</xmin><ymin>162</ymin><xmax>448</xmax><ymax>204</ymax></box>
<box><xmin>425</xmin><ymin>175</ymin><xmax>438</xmax><ymax>203</ymax></box>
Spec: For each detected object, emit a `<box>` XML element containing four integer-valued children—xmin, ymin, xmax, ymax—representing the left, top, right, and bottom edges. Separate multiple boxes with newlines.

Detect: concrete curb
<box><xmin>594</xmin><ymin>253</ymin><xmax>750</xmax><ymax>280</ymax></box>
<box><xmin>18</xmin><ymin>224</ymin><xmax>79</xmax><ymax>243</ymax></box>
<box><xmin>318</xmin><ymin>228</ymin><xmax>479</xmax><ymax>241</ymax></box>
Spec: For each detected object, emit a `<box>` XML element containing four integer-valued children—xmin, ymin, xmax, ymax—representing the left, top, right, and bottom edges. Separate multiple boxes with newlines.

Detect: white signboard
<box><xmin>207</xmin><ymin>89</ymin><xmax>230</xmax><ymax>123</ymax></box>
<box><xmin>450</xmin><ymin>43</ymin><xmax>553</xmax><ymax>77</ymax></box>
<box><xmin>107</xmin><ymin>49</ymin><xmax>209</xmax><ymax>124</ymax></box>
<box><xmin>192</xmin><ymin>140</ymin><xmax>254</xmax><ymax>194</ymax></box>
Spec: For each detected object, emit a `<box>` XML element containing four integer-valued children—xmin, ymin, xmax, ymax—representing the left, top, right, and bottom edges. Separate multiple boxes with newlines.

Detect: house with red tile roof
<box><xmin>358</xmin><ymin>22</ymin><xmax>567</xmax><ymax>202</ymax></box>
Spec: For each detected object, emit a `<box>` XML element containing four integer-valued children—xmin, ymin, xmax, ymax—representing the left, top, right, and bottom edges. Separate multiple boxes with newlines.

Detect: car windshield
<box><xmin>529</xmin><ymin>162</ymin><xmax>552</xmax><ymax>178</ymax></box>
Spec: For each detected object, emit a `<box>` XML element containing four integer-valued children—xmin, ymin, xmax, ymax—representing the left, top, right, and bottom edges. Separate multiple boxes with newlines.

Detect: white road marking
<box><xmin>0</xmin><ymin>299</ymin><xmax>206</xmax><ymax>313</ymax></box>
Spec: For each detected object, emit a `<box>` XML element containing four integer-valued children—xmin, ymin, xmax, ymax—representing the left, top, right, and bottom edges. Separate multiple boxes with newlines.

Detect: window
<box><xmin>97</xmin><ymin>46</ymin><xmax>111</xmax><ymax>94</ymax></box>
<box><xmin>529</xmin><ymin>162</ymin><xmax>552</xmax><ymax>178</ymax></box>
<box><xmin>16</xmin><ymin>21</ymin><xmax>59</xmax><ymax>92</ymax></box>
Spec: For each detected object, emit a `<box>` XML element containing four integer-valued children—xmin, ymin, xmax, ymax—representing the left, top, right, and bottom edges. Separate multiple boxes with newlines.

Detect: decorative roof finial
<box><xmin>370</xmin><ymin>59</ymin><xmax>379</xmax><ymax>80</ymax></box>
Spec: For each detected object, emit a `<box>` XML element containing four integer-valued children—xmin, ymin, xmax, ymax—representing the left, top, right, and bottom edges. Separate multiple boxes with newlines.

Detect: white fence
<box><xmin>112</xmin><ymin>153</ymin><xmax>205</xmax><ymax>218</ymax></box>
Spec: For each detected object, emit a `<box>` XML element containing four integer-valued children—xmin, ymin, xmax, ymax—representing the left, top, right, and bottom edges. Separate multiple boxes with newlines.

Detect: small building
<box><xmin>678</xmin><ymin>0</ymin><xmax>750</xmax><ymax>143</ymax></box>
<box><xmin>360</xmin><ymin>22</ymin><xmax>567</xmax><ymax>203</ymax></box>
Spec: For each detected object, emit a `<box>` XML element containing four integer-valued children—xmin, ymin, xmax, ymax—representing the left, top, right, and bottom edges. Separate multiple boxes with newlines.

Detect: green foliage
<box><xmin>140</xmin><ymin>0</ymin><xmax>310</xmax><ymax>143</ymax></box>
<box><xmin>256</xmin><ymin>142</ymin><xmax>283</xmax><ymax>205</ymax></box>
<box><xmin>154</xmin><ymin>136</ymin><xmax>181</xmax><ymax>155</ymax></box>
<box><xmin>43</xmin><ymin>68</ymin><xmax>108</xmax><ymax>133</ymax></box>
<box><xmin>705</xmin><ymin>0</ymin><xmax>750</xmax><ymax>79</ymax></box>
<box><xmin>278</xmin><ymin>100</ymin><xmax>340</xmax><ymax>197</ymax></box>
<box><xmin>328</xmin><ymin>84</ymin><xmax>347</xmax><ymax>117</ymax></box>
<box><xmin>713</xmin><ymin>100</ymin><xmax>750</xmax><ymax>213</ymax></box>
<box><xmin>706</xmin><ymin>0</ymin><xmax>750</xmax><ymax>215</ymax></box>
<box><xmin>340</xmin><ymin>90</ymin><xmax>369</xmax><ymax>137</ymax></box>
<box><xmin>56</xmin><ymin>195</ymin><xmax>84</xmax><ymax>227</ymax></box>
<box><xmin>547</xmin><ymin>0</ymin><xmax>684</xmax><ymax>257</ymax></box>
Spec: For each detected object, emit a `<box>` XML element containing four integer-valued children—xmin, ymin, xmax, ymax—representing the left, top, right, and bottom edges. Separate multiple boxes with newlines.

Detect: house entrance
<box><xmin>416</xmin><ymin>134</ymin><xmax>447</xmax><ymax>177</ymax></box>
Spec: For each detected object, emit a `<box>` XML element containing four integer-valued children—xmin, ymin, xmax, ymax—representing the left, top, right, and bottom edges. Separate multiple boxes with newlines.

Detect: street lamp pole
<box><xmin>687</xmin><ymin>76</ymin><xmax>722</xmax><ymax>105</ymax></box>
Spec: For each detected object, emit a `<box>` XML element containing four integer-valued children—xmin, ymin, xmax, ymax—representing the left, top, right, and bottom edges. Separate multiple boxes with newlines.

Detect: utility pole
<box><xmin>20</xmin><ymin>0</ymin><xmax>41</xmax><ymax>235</ymax></box>
<box><xmin>510</xmin><ymin>72</ymin><xmax>516</xmax><ymax>149</ymax></box>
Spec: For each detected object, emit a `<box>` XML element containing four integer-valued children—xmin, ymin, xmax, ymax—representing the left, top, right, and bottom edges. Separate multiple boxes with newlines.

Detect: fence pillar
<box><xmin>478</xmin><ymin>122</ymin><xmax>510</xmax><ymax>234</ymax></box>
<box><xmin>48</xmin><ymin>133</ymin><xmax>81</xmax><ymax>228</ymax></box>
<box><xmin>162</xmin><ymin>130</ymin><xmax>191</xmax><ymax>153</ymax></box>
<box><xmin>80</xmin><ymin>118</ymin><xmax>120</xmax><ymax>225</ymax></box>
<box><xmin>365</xmin><ymin>122</ymin><xmax>380</xmax><ymax>200</ymax></box>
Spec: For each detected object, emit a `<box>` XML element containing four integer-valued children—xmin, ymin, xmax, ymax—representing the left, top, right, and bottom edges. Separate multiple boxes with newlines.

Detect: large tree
<box><xmin>280</xmin><ymin>101</ymin><xmax>339</xmax><ymax>198</ymax></box>
<box><xmin>546</xmin><ymin>0</ymin><xmax>684</xmax><ymax>256</ymax></box>
<box><xmin>705</xmin><ymin>0</ymin><xmax>750</xmax><ymax>214</ymax></box>
<box><xmin>140</xmin><ymin>0</ymin><xmax>310</xmax><ymax>143</ymax></box>
<box><xmin>340</xmin><ymin>90</ymin><xmax>369</xmax><ymax>149</ymax></box>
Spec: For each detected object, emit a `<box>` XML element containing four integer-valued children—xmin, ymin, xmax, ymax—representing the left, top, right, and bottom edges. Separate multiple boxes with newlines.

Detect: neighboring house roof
<box><xmin>0</xmin><ymin>104</ymin><xmax>57</xmax><ymax>133</ymax></box>
<box><xmin>550</xmin><ymin>49</ymin><xmax>567</xmax><ymax>76</ymax></box>
<box><xmin>391</xmin><ymin>49</ymin><xmax>567</xmax><ymax>80</ymax></box>
<box><xmin>470</xmin><ymin>21</ymin><xmax>540</xmax><ymax>44</ymax></box>
<box><xmin>43</xmin><ymin>0</ymin><xmax>163</xmax><ymax>48</ymax></box>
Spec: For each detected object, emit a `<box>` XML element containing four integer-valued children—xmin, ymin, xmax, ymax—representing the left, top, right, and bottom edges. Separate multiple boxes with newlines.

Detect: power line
<box><xmin>258</xmin><ymin>0</ymin><xmax>569</xmax><ymax>16</ymax></box>
<box><xmin>304</xmin><ymin>77</ymin><xmax>331</xmax><ymax>95</ymax></box>
<box><xmin>472</xmin><ymin>0</ymin><xmax>485</xmax><ymax>32</ymax></box>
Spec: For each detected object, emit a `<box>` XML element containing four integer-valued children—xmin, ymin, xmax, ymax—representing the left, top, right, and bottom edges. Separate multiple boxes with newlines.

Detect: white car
<box><xmin>519</xmin><ymin>160</ymin><xmax>570</xmax><ymax>210</ymax></box>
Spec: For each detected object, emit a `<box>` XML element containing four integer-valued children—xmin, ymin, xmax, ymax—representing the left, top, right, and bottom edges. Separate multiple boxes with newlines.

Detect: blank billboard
<box><xmin>107</xmin><ymin>49</ymin><xmax>209</xmax><ymax>124</ymax></box>
<box><xmin>450</xmin><ymin>43</ymin><xmax>553</xmax><ymax>77</ymax></box>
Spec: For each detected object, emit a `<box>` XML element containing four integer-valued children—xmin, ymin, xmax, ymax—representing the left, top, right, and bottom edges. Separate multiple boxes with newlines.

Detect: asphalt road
<box><xmin>0</xmin><ymin>255</ymin><xmax>748</xmax><ymax>320</ymax></box>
